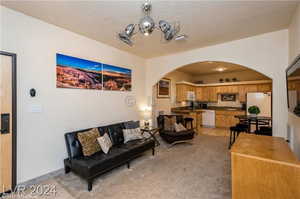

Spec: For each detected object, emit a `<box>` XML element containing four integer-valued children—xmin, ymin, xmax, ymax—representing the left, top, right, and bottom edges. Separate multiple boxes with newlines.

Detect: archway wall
<box><xmin>145</xmin><ymin>29</ymin><xmax>289</xmax><ymax>138</ymax></box>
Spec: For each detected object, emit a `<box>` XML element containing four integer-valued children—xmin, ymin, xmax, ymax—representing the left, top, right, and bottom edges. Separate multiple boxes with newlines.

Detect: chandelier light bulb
<box><xmin>139</xmin><ymin>15</ymin><xmax>155</xmax><ymax>36</ymax></box>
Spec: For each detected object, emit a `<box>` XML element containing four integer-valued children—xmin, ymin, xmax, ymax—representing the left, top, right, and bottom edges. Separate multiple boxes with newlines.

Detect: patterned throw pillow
<box><xmin>123</xmin><ymin>128</ymin><xmax>143</xmax><ymax>143</ymax></box>
<box><xmin>164</xmin><ymin>116</ymin><xmax>176</xmax><ymax>131</ymax></box>
<box><xmin>97</xmin><ymin>133</ymin><xmax>112</xmax><ymax>154</ymax></box>
<box><xmin>174</xmin><ymin>123</ymin><xmax>187</xmax><ymax>132</ymax></box>
<box><xmin>77</xmin><ymin>128</ymin><xmax>101</xmax><ymax>156</ymax></box>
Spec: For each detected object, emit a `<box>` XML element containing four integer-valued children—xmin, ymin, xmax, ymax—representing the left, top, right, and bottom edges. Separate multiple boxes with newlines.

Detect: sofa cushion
<box><xmin>77</xmin><ymin>128</ymin><xmax>101</xmax><ymax>156</ymax></box>
<box><xmin>97</xmin><ymin>133</ymin><xmax>112</xmax><ymax>154</ymax></box>
<box><xmin>70</xmin><ymin>147</ymin><xmax>130</xmax><ymax>177</ymax></box>
<box><xmin>119</xmin><ymin>138</ymin><xmax>155</xmax><ymax>157</ymax></box>
<box><xmin>123</xmin><ymin>128</ymin><xmax>143</xmax><ymax>143</ymax></box>
<box><xmin>106</xmin><ymin>123</ymin><xmax>125</xmax><ymax>146</ymax></box>
<box><xmin>164</xmin><ymin>116</ymin><xmax>176</xmax><ymax>131</ymax></box>
<box><xmin>174</xmin><ymin>123</ymin><xmax>187</xmax><ymax>132</ymax></box>
<box><xmin>124</xmin><ymin>121</ymin><xmax>140</xmax><ymax>129</ymax></box>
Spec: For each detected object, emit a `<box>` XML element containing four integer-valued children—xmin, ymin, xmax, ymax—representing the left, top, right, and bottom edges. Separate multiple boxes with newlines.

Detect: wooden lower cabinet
<box><xmin>215</xmin><ymin>110</ymin><xmax>245</xmax><ymax>128</ymax></box>
<box><xmin>196</xmin><ymin>112</ymin><xmax>202</xmax><ymax>131</ymax></box>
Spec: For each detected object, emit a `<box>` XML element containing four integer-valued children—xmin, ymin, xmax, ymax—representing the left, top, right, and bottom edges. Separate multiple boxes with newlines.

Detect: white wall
<box><xmin>288</xmin><ymin>4</ymin><xmax>300</xmax><ymax>159</ymax></box>
<box><xmin>1</xmin><ymin>7</ymin><xmax>147</xmax><ymax>183</ymax></box>
<box><xmin>146</xmin><ymin>30</ymin><xmax>289</xmax><ymax>138</ymax></box>
<box><xmin>289</xmin><ymin>4</ymin><xmax>300</xmax><ymax>61</ymax></box>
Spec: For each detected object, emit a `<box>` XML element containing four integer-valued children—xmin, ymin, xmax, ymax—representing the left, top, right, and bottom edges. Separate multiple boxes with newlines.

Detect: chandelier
<box><xmin>118</xmin><ymin>0</ymin><xmax>188</xmax><ymax>46</ymax></box>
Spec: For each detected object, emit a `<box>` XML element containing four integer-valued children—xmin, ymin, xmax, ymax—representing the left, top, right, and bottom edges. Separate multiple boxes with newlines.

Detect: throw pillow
<box><xmin>97</xmin><ymin>133</ymin><xmax>112</xmax><ymax>154</ymax></box>
<box><xmin>174</xmin><ymin>123</ymin><xmax>187</xmax><ymax>132</ymax></box>
<box><xmin>124</xmin><ymin>121</ymin><xmax>140</xmax><ymax>129</ymax></box>
<box><xmin>123</xmin><ymin>128</ymin><xmax>143</xmax><ymax>143</ymax></box>
<box><xmin>164</xmin><ymin>116</ymin><xmax>176</xmax><ymax>131</ymax></box>
<box><xmin>77</xmin><ymin>128</ymin><xmax>101</xmax><ymax>156</ymax></box>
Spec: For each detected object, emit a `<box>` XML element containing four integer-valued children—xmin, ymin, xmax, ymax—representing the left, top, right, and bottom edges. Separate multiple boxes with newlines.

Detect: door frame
<box><xmin>0</xmin><ymin>51</ymin><xmax>17</xmax><ymax>192</ymax></box>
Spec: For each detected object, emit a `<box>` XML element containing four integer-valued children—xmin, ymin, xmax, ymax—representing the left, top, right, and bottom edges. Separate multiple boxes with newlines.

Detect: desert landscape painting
<box><xmin>102</xmin><ymin>64</ymin><xmax>132</xmax><ymax>91</ymax></box>
<box><xmin>56</xmin><ymin>54</ymin><xmax>103</xmax><ymax>90</ymax></box>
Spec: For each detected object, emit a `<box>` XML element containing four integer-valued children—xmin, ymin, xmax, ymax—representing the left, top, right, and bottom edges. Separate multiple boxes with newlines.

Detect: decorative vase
<box><xmin>250</xmin><ymin>114</ymin><xmax>257</xmax><ymax>117</ymax></box>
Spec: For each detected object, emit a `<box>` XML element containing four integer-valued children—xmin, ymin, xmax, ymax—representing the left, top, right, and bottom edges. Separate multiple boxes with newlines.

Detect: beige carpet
<box><xmin>9</xmin><ymin>132</ymin><xmax>231</xmax><ymax>199</ymax></box>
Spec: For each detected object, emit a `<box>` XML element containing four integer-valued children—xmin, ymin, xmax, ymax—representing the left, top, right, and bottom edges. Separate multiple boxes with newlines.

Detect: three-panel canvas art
<box><xmin>56</xmin><ymin>53</ymin><xmax>132</xmax><ymax>91</ymax></box>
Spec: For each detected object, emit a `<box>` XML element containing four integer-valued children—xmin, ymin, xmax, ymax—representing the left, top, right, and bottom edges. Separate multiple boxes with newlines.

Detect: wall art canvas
<box><xmin>157</xmin><ymin>78</ymin><xmax>171</xmax><ymax>98</ymax></box>
<box><xmin>102</xmin><ymin>64</ymin><xmax>132</xmax><ymax>91</ymax></box>
<box><xmin>56</xmin><ymin>53</ymin><xmax>103</xmax><ymax>89</ymax></box>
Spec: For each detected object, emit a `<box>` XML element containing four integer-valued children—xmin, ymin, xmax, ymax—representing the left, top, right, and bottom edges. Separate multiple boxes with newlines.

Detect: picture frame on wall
<box><xmin>157</xmin><ymin>78</ymin><xmax>171</xmax><ymax>98</ymax></box>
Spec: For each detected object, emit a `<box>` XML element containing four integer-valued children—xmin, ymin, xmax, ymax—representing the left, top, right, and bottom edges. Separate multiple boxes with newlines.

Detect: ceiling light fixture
<box><xmin>216</xmin><ymin>67</ymin><xmax>226</xmax><ymax>72</ymax></box>
<box><xmin>118</xmin><ymin>0</ymin><xmax>187</xmax><ymax>46</ymax></box>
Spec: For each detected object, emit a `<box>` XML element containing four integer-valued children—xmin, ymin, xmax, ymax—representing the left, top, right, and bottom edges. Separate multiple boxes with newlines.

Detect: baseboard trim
<box><xmin>17</xmin><ymin>168</ymin><xmax>64</xmax><ymax>188</ymax></box>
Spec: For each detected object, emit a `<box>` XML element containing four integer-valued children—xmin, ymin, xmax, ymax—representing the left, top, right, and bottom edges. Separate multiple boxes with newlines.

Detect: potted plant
<box><xmin>248</xmin><ymin>105</ymin><xmax>260</xmax><ymax>117</ymax></box>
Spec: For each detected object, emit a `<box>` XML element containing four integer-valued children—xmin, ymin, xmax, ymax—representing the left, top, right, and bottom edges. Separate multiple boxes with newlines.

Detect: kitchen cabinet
<box><xmin>215</xmin><ymin>110</ymin><xmax>245</xmax><ymax>128</ymax></box>
<box><xmin>216</xmin><ymin>85</ymin><xmax>238</xmax><ymax>94</ymax></box>
<box><xmin>201</xmin><ymin>87</ymin><xmax>210</xmax><ymax>101</ymax></box>
<box><xmin>209</xmin><ymin>87</ymin><xmax>218</xmax><ymax>102</ymax></box>
<box><xmin>257</xmin><ymin>83</ymin><xmax>272</xmax><ymax>92</ymax></box>
<box><xmin>196</xmin><ymin>87</ymin><xmax>204</xmax><ymax>101</ymax></box>
<box><xmin>177</xmin><ymin>81</ymin><xmax>272</xmax><ymax>103</ymax></box>
<box><xmin>197</xmin><ymin>112</ymin><xmax>202</xmax><ymax>131</ymax></box>
<box><xmin>196</xmin><ymin>87</ymin><xmax>217</xmax><ymax>102</ymax></box>
<box><xmin>238</xmin><ymin>85</ymin><xmax>247</xmax><ymax>102</ymax></box>
<box><xmin>176</xmin><ymin>84</ymin><xmax>195</xmax><ymax>101</ymax></box>
<box><xmin>238</xmin><ymin>84</ymin><xmax>257</xmax><ymax>102</ymax></box>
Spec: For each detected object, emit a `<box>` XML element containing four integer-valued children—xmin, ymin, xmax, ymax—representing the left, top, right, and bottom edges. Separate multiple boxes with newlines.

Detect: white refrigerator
<box><xmin>246</xmin><ymin>92</ymin><xmax>272</xmax><ymax>117</ymax></box>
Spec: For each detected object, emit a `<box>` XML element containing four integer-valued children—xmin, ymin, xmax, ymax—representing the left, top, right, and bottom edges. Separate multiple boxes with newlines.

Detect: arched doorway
<box><xmin>151</xmin><ymin>61</ymin><xmax>272</xmax><ymax>136</ymax></box>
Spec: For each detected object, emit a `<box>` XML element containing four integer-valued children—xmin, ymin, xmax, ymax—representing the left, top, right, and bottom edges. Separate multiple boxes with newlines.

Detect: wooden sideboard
<box><xmin>231</xmin><ymin>134</ymin><xmax>300</xmax><ymax>199</ymax></box>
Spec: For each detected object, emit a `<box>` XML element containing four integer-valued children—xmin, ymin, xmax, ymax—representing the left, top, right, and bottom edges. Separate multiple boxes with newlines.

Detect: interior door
<box><xmin>0</xmin><ymin>52</ymin><xmax>16</xmax><ymax>194</ymax></box>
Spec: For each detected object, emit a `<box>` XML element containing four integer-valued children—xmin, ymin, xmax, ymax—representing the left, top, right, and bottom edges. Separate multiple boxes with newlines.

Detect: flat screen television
<box><xmin>287</xmin><ymin>55</ymin><xmax>300</xmax><ymax>117</ymax></box>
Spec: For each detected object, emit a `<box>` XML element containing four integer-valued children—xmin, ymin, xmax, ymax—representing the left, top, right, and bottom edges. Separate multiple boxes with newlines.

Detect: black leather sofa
<box><xmin>64</xmin><ymin>122</ymin><xmax>155</xmax><ymax>191</ymax></box>
<box><xmin>157</xmin><ymin>115</ymin><xmax>195</xmax><ymax>144</ymax></box>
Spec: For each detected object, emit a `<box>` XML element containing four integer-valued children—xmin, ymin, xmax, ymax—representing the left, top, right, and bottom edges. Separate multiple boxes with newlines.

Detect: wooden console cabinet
<box><xmin>231</xmin><ymin>134</ymin><xmax>300</xmax><ymax>199</ymax></box>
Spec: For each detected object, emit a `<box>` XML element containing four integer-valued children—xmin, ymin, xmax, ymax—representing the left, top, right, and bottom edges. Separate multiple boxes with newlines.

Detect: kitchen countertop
<box><xmin>171</xmin><ymin>106</ymin><xmax>245</xmax><ymax>113</ymax></box>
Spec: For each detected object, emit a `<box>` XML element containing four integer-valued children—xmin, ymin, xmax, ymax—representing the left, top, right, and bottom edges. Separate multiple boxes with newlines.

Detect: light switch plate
<box><xmin>28</xmin><ymin>104</ymin><xmax>43</xmax><ymax>113</ymax></box>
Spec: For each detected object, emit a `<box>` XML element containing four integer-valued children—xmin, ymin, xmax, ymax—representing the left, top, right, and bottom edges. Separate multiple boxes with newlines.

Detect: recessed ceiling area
<box><xmin>1</xmin><ymin>1</ymin><xmax>298</xmax><ymax>58</ymax></box>
<box><xmin>175</xmin><ymin>61</ymin><xmax>270</xmax><ymax>83</ymax></box>
<box><xmin>177</xmin><ymin>61</ymin><xmax>258</xmax><ymax>75</ymax></box>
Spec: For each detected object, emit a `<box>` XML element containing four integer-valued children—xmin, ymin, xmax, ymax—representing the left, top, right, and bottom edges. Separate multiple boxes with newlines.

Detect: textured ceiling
<box><xmin>1</xmin><ymin>1</ymin><xmax>298</xmax><ymax>58</ymax></box>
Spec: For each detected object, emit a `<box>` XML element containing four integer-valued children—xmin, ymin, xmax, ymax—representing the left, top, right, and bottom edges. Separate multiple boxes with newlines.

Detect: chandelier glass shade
<box><xmin>118</xmin><ymin>0</ymin><xmax>187</xmax><ymax>46</ymax></box>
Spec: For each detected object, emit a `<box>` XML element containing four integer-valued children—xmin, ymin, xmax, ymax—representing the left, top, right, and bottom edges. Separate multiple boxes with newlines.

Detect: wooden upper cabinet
<box><xmin>202</xmin><ymin>87</ymin><xmax>210</xmax><ymax>101</ymax></box>
<box><xmin>257</xmin><ymin>83</ymin><xmax>272</xmax><ymax>92</ymax></box>
<box><xmin>239</xmin><ymin>84</ymin><xmax>256</xmax><ymax>102</ymax></box>
<box><xmin>244</xmin><ymin>84</ymin><xmax>258</xmax><ymax>92</ymax></box>
<box><xmin>196</xmin><ymin>87</ymin><xmax>204</xmax><ymax>101</ymax></box>
<box><xmin>216</xmin><ymin>85</ymin><xmax>238</xmax><ymax>93</ymax></box>
<box><xmin>177</xmin><ymin>82</ymin><xmax>271</xmax><ymax>102</ymax></box>
<box><xmin>238</xmin><ymin>85</ymin><xmax>247</xmax><ymax>102</ymax></box>
<box><xmin>209</xmin><ymin>87</ymin><xmax>218</xmax><ymax>102</ymax></box>
<box><xmin>176</xmin><ymin>84</ymin><xmax>195</xmax><ymax>101</ymax></box>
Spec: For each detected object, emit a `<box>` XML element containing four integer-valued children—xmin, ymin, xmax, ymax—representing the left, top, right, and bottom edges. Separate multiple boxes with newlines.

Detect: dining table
<box><xmin>234</xmin><ymin>115</ymin><xmax>272</xmax><ymax>133</ymax></box>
